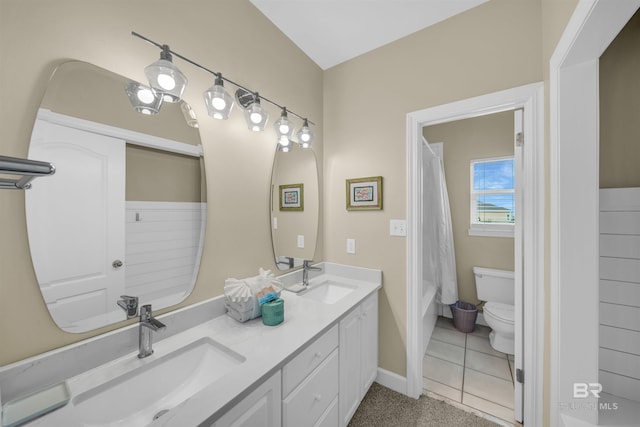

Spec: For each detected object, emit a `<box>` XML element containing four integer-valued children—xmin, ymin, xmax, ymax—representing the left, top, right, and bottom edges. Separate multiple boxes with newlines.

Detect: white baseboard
<box><xmin>375</xmin><ymin>367</ymin><xmax>408</xmax><ymax>397</ymax></box>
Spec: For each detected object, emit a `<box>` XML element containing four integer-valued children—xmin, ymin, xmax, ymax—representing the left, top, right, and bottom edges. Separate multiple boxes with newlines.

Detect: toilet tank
<box><xmin>473</xmin><ymin>267</ymin><xmax>514</xmax><ymax>305</ymax></box>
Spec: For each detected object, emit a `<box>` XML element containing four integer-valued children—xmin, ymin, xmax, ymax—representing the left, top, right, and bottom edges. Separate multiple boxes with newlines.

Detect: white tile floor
<box><xmin>423</xmin><ymin>316</ymin><xmax>517</xmax><ymax>424</ymax></box>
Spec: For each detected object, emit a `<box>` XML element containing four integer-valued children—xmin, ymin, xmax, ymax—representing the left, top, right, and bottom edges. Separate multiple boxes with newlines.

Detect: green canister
<box><xmin>261</xmin><ymin>298</ymin><xmax>284</xmax><ymax>326</ymax></box>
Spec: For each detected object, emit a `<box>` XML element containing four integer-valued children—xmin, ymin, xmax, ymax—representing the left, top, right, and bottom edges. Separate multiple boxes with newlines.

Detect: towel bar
<box><xmin>0</xmin><ymin>155</ymin><xmax>56</xmax><ymax>190</ymax></box>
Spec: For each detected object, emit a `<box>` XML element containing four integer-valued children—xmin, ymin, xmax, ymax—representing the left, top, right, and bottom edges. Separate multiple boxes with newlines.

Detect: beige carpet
<box><xmin>348</xmin><ymin>383</ymin><xmax>501</xmax><ymax>427</ymax></box>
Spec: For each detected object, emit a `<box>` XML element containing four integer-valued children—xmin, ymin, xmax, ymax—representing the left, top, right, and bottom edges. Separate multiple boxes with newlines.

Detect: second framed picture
<box><xmin>346</xmin><ymin>176</ymin><xmax>383</xmax><ymax>210</ymax></box>
<box><xmin>279</xmin><ymin>183</ymin><xmax>304</xmax><ymax>211</ymax></box>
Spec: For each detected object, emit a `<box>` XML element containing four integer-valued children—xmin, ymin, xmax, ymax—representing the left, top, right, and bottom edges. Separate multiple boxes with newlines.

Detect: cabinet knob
<box><xmin>314</xmin><ymin>351</ymin><xmax>322</xmax><ymax>358</ymax></box>
<box><xmin>314</xmin><ymin>394</ymin><xmax>323</xmax><ymax>401</ymax></box>
<box><xmin>112</xmin><ymin>259</ymin><xmax>123</xmax><ymax>268</ymax></box>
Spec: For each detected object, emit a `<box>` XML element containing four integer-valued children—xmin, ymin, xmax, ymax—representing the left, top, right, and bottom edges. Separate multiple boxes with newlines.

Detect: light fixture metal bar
<box><xmin>131</xmin><ymin>31</ymin><xmax>315</xmax><ymax>126</ymax></box>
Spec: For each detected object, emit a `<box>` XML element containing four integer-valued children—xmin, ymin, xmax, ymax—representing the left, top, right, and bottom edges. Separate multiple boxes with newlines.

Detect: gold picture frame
<box><xmin>279</xmin><ymin>183</ymin><xmax>304</xmax><ymax>211</ymax></box>
<box><xmin>346</xmin><ymin>176</ymin><xmax>383</xmax><ymax>210</ymax></box>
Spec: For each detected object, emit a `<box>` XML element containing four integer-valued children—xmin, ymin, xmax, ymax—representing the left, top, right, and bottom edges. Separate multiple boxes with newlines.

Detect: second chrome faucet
<box><xmin>138</xmin><ymin>304</ymin><xmax>166</xmax><ymax>358</ymax></box>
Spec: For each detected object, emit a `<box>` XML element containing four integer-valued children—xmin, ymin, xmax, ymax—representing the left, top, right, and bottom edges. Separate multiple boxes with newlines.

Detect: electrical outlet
<box><xmin>347</xmin><ymin>238</ymin><xmax>356</xmax><ymax>254</ymax></box>
<box><xmin>297</xmin><ymin>235</ymin><xmax>304</xmax><ymax>248</ymax></box>
<box><xmin>390</xmin><ymin>219</ymin><xmax>407</xmax><ymax>236</ymax></box>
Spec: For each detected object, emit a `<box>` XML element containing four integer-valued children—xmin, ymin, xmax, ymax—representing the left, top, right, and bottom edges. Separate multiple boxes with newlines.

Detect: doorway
<box><xmin>421</xmin><ymin>109</ymin><xmax>519</xmax><ymax>423</ymax></box>
<box><xmin>406</xmin><ymin>82</ymin><xmax>544</xmax><ymax>425</ymax></box>
<box><xmin>550</xmin><ymin>1</ymin><xmax>640</xmax><ymax>426</ymax></box>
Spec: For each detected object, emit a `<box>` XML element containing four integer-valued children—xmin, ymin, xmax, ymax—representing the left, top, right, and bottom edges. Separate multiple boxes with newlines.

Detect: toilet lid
<box><xmin>484</xmin><ymin>302</ymin><xmax>514</xmax><ymax>324</ymax></box>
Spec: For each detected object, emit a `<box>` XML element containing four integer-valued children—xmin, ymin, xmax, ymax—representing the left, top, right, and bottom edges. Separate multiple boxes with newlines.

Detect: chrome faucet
<box><xmin>117</xmin><ymin>295</ymin><xmax>138</xmax><ymax>319</ymax></box>
<box><xmin>302</xmin><ymin>260</ymin><xmax>321</xmax><ymax>287</ymax></box>
<box><xmin>138</xmin><ymin>304</ymin><xmax>166</xmax><ymax>358</ymax></box>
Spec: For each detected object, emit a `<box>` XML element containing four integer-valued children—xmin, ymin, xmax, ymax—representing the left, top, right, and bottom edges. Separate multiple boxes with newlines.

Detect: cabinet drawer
<box><xmin>283</xmin><ymin>324</ymin><xmax>338</xmax><ymax>396</ymax></box>
<box><xmin>314</xmin><ymin>396</ymin><xmax>338</xmax><ymax>427</ymax></box>
<box><xmin>283</xmin><ymin>349</ymin><xmax>339</xmax><ymax>427</ymax></box>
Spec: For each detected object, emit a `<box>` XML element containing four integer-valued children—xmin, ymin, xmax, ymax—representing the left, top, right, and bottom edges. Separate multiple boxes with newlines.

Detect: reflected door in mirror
<box><xmin>27</xmin><ymin>120</ymin><xmax>126</xmax><ymax>331</ymax></box>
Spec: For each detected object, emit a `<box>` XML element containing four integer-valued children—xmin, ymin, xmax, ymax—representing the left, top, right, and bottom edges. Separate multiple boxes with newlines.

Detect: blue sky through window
<box><xmin>473</xmin><ymin>159</ymin><xmax>514</xmax><ymax>191</ymax></box>
<box><xmin>471</xmin><ymin>158</ymin><xmax>515</xmax><ymax>224</ymax></box>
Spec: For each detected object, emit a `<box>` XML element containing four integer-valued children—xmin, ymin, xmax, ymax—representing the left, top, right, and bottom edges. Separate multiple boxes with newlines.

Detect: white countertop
<box><xmin>2</xmin><ymin>263</ymin><xmax>381</xmax><ymax>427</ymax></box>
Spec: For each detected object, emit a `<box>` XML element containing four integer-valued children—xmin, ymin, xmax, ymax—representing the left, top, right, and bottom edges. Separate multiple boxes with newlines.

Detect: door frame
<box><xmin>406</xmin><ymin>82</ymin><xmax>545</xmax><ymax>425</ymax></box>
<box><xmin>549</xmin><ymin>1</ymin><xmax>640</xmax><ymax>425</ymax></box>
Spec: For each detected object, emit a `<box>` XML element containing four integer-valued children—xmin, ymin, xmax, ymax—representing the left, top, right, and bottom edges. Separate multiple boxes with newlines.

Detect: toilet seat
<box><xmin>484</xmin><ymin>302</ymin><xmax>514</xmax><ymax>324</ymax></box>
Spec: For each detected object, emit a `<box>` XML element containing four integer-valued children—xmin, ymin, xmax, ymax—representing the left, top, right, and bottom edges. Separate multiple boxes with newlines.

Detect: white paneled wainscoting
<box><xmin>599</xmin><ymin>188</ymin><xmax>640</xmax><ymax>405</ymax></box>
<box><xmin>125</xmin><ymin>201</ymin><xmax>207</xmax><ymax>305</ymax></box>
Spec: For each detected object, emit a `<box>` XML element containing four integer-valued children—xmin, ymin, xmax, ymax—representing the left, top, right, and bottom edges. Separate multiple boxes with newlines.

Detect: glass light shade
<box><xmin>296</xmin><ymin>119</ymin><xmax>314</xmax><ymax>148</ymax></box>
<box><xmin>203</xmin><ymin>77</ymin><xmax>234</xmax><ymax>120</ymax></box>
<box><xmin>278</xmin><ymin>135</ymin><xmax>291</xmax><ymax>147</ymax></box>
<box><xmin>277</xmin><ymin>143</ymin><xmax>290</xmax><ymax>152</ymax></box>
<box><xmin>124</xmin><ymin>81</ymin><xmax>163</xmax><ymax>115</ymax></box>
<box><xmin>145</xmin><ymin>58</ymin><xmax>187</xmax><ymax>103</ymax></box>
<box><xmin>244</xmin><ymin>100</ymin><xmax>268</xmax><ymax>131</ymax></box>
<box><xmin>274</xmin><ymin>109</ymin><xmax>295</xmax><ymax>140</ymax></box>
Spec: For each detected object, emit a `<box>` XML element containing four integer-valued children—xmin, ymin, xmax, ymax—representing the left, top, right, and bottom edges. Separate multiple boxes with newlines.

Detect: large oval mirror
<box><xmin>26</xmin><ymin>61</ymin><xmax>206</xmax><ymax>333</ymax></box>
<box><xmin>270</xmin><ymin>143</ymin><xmax>319</xmax><ymax>270</ymax></box>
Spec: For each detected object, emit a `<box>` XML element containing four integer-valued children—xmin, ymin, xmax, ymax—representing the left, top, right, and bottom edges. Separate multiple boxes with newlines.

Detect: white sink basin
<box><xmin>71</xmin><ymin>337</ymin><xmax>245</xmax><ymax>426</ymax></box>
<box><xmin>300</xmin><ymin>281</ymin><xmax>357</xmax><ymax>304</ymax></box>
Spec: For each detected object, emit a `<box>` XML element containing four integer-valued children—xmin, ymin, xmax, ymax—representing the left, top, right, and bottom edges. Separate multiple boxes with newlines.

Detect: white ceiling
<box><xmin>250</xmin><ymin>0</ymin><xmax>489</xmax><ymax>70</ymax></box>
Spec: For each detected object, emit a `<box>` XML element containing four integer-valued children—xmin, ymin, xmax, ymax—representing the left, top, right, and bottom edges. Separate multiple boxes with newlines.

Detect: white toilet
<box><xmin>473</xmin><ymin>266</ymin><xmax>515</xmax><ymax>355</ymax></box>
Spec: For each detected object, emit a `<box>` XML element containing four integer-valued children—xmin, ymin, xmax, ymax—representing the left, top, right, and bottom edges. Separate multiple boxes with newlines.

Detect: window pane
<box><xmin>473</xmin><ymin>159</ymin><xmax>514</xmax><ymax>191</ymax></box>
<box><xmin>475</xmin><ymin>193</ymin><xmax>515</xmax><ymax>223</ymax></box>
<box><xmin>472</xmin><ymin>158</ymin><xmax>515</xmax><ymax>225</ymax></box>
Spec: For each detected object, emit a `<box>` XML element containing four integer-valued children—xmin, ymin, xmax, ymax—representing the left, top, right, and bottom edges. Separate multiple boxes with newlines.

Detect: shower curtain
<box><xmin>422</xmin><ymin>138</ymin><xmax>458</xmax><ymax>305</ymax></box>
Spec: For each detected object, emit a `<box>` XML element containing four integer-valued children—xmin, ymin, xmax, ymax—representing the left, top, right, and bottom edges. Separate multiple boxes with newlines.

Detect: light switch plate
<box><xmin>347</xmin><ymin>238</ymin><xmax>356</xmax><ymax>254</ymax></box>
<box><xmin>390</xmin><ymin>219</ymin><xmax>407</xmax><ymax>236</ymax></box>
<box><xmin>297</xmin><ymin>235</ymin><xmax>304</xmax><ymax>248</ymax></box>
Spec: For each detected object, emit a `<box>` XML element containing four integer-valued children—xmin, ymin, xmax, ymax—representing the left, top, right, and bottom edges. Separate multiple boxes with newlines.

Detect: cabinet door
<box><xmin>360</xmin><ymin>293</ymin><xmax>378</xmax><ymax>393</ymax></box>
<box><xmin>339</xmin><ymin>307</ymin><xmax>362</xmax><ymax>427</ymax></box>
<box><xmin>211</xmin><ymin>371</ymin><xmax>281</xmax><ymax>427</ymax></box>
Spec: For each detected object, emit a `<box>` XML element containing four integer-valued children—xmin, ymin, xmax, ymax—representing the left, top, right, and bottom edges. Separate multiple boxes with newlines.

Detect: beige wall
<box><xmin>600</xmin><ymin>9</ymin><xmax>640</xmax><ymax>188</ymax></box>
<box><xmin>323</xmin><ymin>0</ymin><xmax>543</xmax><ymax>376</ymax></box>
<box><xmin>423</xmin><ymin>111</ymin><xmax>515</xmax><ymax>304</ymax></box>
<box><xmin>0</xmin><ymin>0</ymin><xmax>323</xmax><ymax>365</ymax></box>
<box><xmin>126</xmin><ymin>146</ymin><xmax>203</xmax><ymax>202</ymax></box>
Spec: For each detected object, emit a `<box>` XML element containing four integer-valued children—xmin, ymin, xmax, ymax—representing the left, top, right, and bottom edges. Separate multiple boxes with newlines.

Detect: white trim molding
<box><xmin>406</xmin><ymin>82</ymin><xmax>545</xmax><ymax>425</ymax></box>
<box><xmin>549</xmin><ymin>1</ymin><xmax>640</xmax><ymax>426</ymax></box>
<box><xmin>37</xmin><ymin>108</ymin><xmax>203</xmax><ymax>157</ymax></box>
<box><xmin>375</xmin><ymin>368</ymin><xmax>407</xmax><ymax>396</ymax></box>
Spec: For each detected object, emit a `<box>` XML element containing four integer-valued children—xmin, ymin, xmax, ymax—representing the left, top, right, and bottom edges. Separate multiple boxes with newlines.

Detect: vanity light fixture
<box><xmin>131</xmin><ymin>31</ymin><xmax>315</xmax><ymax>148</ymax></box>
<box><xmin>144</xmin><ymin>44</ymin><xmax>187</xmax><ymax>103</ymax></box>
<box><xmin>243</xmin><ymin>93</ymin><xmax>269</xmax><ymax>132</ymax></box>
<box><xmin>203</xmin><ymin>74</ymin><xmax>234</xmax><ymax>120</ymax></box>
<box><xmin>274</xmin><ymin>107</ymin><xmax>295</xmax><ymax>144</ymax></box>
<box><xmin>124</xmin><ymin>81</ymin><xmax>163</xmax><ymax>115</ymax></box>
<box><xmin>277</xmin><ymin>143</ymin><xmax>290</xmax><ymax>152</ymax></box>
<box><xmin>296</xmin><ymin>119</ymin><xmax>314</xmax><ymax>148</ymax></box>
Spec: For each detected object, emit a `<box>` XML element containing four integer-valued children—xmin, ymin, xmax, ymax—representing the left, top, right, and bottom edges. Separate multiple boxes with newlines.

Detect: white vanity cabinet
<box><xmin>282</xmin><ymin>324</ymin><xmax>340</xmax><ymax>427</ymax></box>
<box><xmin>339</xmin><ymin>292</ymin><xmax>378</xmax><ymax>427</ymax></box>
<box><xmin>210</xmin><ymin>371</ymin><xmax>282</xmax><ymax>427</ymax></box>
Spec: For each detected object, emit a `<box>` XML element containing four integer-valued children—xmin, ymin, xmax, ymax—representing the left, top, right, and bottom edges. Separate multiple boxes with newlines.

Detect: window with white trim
<box><xmin>469</xmin><ymin>156</ymin><xmax>515</xmax><ymax>237</ymax></box>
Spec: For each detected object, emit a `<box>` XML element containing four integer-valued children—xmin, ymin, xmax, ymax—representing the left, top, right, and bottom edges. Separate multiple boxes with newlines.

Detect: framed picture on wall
<box><xmin>346</xmin><ymin>176</ymin><xmax>383</xmax><ymax>210</ymax></box>
<box><xmin>279</xmin><ymin>183</ymin><xmax>304</xmax><ymax>211</ymax></box>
